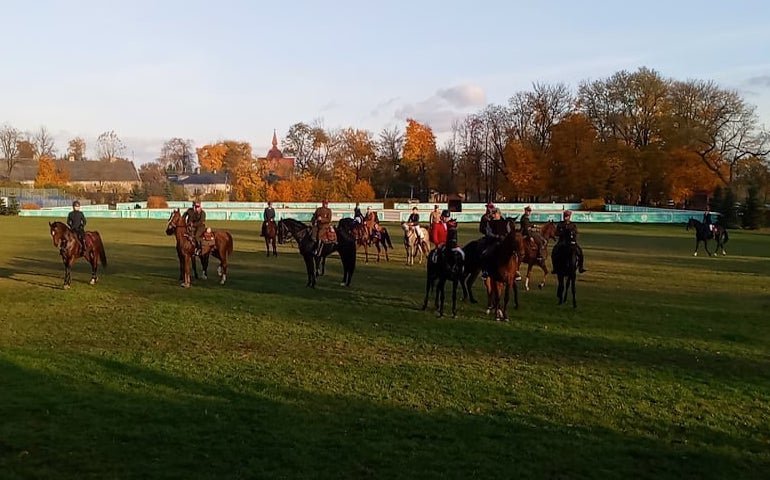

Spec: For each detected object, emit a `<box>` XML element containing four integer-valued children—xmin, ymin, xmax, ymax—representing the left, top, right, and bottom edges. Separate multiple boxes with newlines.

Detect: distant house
<box><xmin>257</xmin><ymin>131</ymin><xmax>295</xmax><ymax>184</ymax></box>
<box><xmin>7</xmin><ymin>158</ymin><xmax>141</xmax><ymax>192</ymax></box>
<box><xmin>171</xmin><ymin>172</ymin><xmax>231</xmax><ymax>197</ymax></box>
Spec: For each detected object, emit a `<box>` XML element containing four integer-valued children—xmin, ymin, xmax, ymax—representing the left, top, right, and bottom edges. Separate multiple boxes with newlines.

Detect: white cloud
<box><xmin>436</xmin><ymin>84</ymin><xmax>486</xmax><ymax>108</ymax></box>
<box><xmin>393</xmin><ymin>84</ymin><xmax>487</xmax><ymax>133</ymax></box>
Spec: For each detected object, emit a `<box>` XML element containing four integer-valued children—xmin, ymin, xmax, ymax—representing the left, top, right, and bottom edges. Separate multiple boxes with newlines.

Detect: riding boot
<box><xmin>315</xmin><ymin>240</ymin><xmax>323</xmax><ymax>257</ymax></box>
<box><xmin>577</xmin><ymin>245</ymin><xmax>586</xmax><ymax>273</ymax></box>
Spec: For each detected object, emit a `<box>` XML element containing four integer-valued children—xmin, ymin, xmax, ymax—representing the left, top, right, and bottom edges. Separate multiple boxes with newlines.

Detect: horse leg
<box><xmin>182</xmin><ymin>255</ymin><xmax>191</xmax><ymax>288</ymax></box>
<box><xmin>570</xmin><ymin>272</ymin><xmax>577</xmax><ymax>308</ymax></box>
<box><xmin>273</xmin><ymin>238</ymin><xmax>278</xmax><ymax>256</ymax></box>
<box><xmin>557</xmin><ymin>275</ymin><xmax>564</xmax><ymax>304</ymax></box>
<box><xmin>525</xmin><ymin>263</ymin><xmax>533</xmax><ymax>291</ymax></box>
<box><xmin>704</xmin><ymin>239</ymin><xmax>713</xmax><ymax>257</ymax></box>
<box><xmin>304</xmin><ymin>254</ymin><xmax>316</xmax><ymax>287</ymax></box>
<box><xmin>693</xmin><ymin>238</ymin><xmax>700</xmax><ymax>257</ymax></box>
<box><xmin>219</xmin><ymin>256</ymin><xmax>227</xmax><ymax>285</ymax></box>
<box><xmin>436</xmin><ymin>278</ymin><xmax>446</xmax><ymax>317</ymax></box>
<box><xmin>451</xmin><ymin>279</ymin><xmax>459</xmax><ymax>318</ymax></box>
<box><xmin>89</xmin><ymin>256</ymin><xmax>98</xmax><ymax>285</ymax></box>
<box><xmin>201</xmin><ymin>254</ymin><xmax>209</xmax><ymax>280</ymax></box>
<box><xmin>265</xmin><ymin>238</ymin><xmax>270</xmax><ymax>257</ymax></box>
<box><xmin>465</xmin><ymin>270</ymin><xmax>479</xmax><ymax>304</ymax></box>
<box><xmin>422</xmin><ymin>271</ymin><xmax>435</xmax><ymax>310</ymax></box>
<box><xmin>513</xmin><ymin>272</ymin><xmax>519</xmax><ymax>309</ymax></box>
<box><xmin>62</xmin><ymin>256</ymin><xmax>72</xmax><ymax>289</ymax></box>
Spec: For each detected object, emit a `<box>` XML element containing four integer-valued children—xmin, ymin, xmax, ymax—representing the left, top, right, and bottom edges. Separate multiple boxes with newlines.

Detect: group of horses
<box><xmin>46</xmin><ymin>212</ymin><xmax>730</xmax><ymax>314</ymax></box>
<box><xmin>420</xmin><ymin>218</ymin><xmax>571</xmax><ymax>321</ymax></box>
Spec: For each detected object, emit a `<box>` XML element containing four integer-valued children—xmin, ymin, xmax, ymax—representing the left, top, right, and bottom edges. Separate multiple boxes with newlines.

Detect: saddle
<box><xmin>319</xmin><ymin>225</ymin><xmax>337</xmax><ymax>244</ymax></box>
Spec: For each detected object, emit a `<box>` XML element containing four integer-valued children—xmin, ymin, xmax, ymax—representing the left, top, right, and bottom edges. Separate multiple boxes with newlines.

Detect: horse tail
<box><xmin>722</xmin><ymin>228</ymin><xmax>729</xmax><ymax>244</ymax></box>
<box><xmin>383</xmin><ymin>229</ymin><xmax>393</xmax><ymax>249</ymax></box>
<box><xmin>93</xmin><ymin>232</ymin><xmax>107</xmax><ymax>267</ymax></box>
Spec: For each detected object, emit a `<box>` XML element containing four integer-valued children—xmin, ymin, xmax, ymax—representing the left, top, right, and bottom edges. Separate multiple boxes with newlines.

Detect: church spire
<box><xmin>272</xmin><ymin>129</ymin><xmax>278</xmax><ymax>148</ymax></box>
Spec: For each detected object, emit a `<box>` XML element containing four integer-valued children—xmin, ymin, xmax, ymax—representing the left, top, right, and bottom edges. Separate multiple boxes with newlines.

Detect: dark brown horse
<box><xmin>352</xmin><ymin>220</ymin><xmax>393</xmax><ymax>263</ymax></box>
<box><xmin>49</xmin><ymin>221</ymin><xmax>108</xmax><ymax>289</ymax></box>
<box><xmin>197</xmin><ymin>227</ymin><xmax>234</xmax><ymax>285</ymax></box>
<box><xmin>262</xmin><ymin>219</ymin><xmax>278</xmax><ymax>257</ymax></box>
<box><xmin>537</xmin><ymin>220</ymin><xmax>557</xmax><ymax>244</ymax></box>
<box><xmin>483</xmin><ymin>227</ymin><xmax>523</xmax><ymax>321</ymax></box>
<box><xmin>165</xmin><ymin>209</ymin><xmax>196</xmax><ymax>288</ymax></box>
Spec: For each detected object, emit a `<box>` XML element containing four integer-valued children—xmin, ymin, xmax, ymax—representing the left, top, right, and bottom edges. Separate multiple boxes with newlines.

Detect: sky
<box><xmin>1</xmin><ymin>0</ymin><xmax>769</xmax><ymax>165</ymax></box>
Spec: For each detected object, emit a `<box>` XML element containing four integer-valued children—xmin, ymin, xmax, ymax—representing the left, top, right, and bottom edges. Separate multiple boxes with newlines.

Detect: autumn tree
<box><xmin>0</xmin><ymin>124</ymin><xmax>22</xmax><ymax>177</ymax></box>
<box><xmin>96</xmin><ymin>130</ymin><xmax>126</xmax><ymax>160</ymax></box>
<box><xmin>67</xmin><ymin>137</ymin><xmax>87</xmax><ymax>161</ymax></box>
<box><xmin>270</xmin><ymin>174</ymin><xmax>315</xmax><ymax>202</ymax></box>
<box><xmin>16</xmin><ymin>139</ymin><xmax>36</xmax><ymax>159</ymax></box>
<box><xmin>159</xmin><ymin>138</ymin><xmax>195</xmax><ymax>173</ymax></box>
<box><xmin>139</xmin><ymin>161</ymin><xmax>169</xmax><ymax>196</ymax></box>
<box><xmin>546</xmin><ymin>113</ymin><xmax>606</xmax><ymax>200</ymax></box>
<box><xmin>196</xmin><ymin>143</ymin><xmax>228</xmax><ymax>173</ymax></box>
<box><xmin>337</xmin><ymin>128</ymin><xmax>376</xmax><ymax>181</ymax></box>
<box><xmin>34</xmin><ymin>155</ymin><xmax>68</xmax><ymax>187</ymax></box>
<box><xmin>402</xmin><ymin>118</ymin><xmax>437</xmax><ymax>201</ymax></box>
<box><xmin>282</xmin><ymin>121</ymin><xmax>339</xmax><ymax>178</ymax></box>
<box><xmin>231</xmin><ymin>158</ymin><xmax>267</xmax><ymax>201</ymax></box>
<box><xmin>372</xmin><ymin>126</ymin><xmax>405</xmax><ymax>198</ymax></box>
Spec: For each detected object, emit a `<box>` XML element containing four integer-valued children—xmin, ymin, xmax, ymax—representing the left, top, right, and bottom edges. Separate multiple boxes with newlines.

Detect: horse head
<box><xmin>165</xmin><ymin>209</ymin><xmax>184</xmax><ymax>236</ymax></box>
<box><xmin>49</xmin><ymin>221</ymin><xmax>70</xmax><ymax>248</ymax></box>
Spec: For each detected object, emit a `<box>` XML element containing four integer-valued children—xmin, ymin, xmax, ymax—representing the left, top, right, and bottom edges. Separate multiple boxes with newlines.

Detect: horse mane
<box><xmin>282</xmin><ymin>217</ymin><xmax>308</xmax><ymax>229</ymax></box>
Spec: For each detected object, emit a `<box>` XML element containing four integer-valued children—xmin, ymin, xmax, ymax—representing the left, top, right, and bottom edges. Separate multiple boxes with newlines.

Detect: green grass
<box><xmin>1</xmin><ymin>216</ymin><xmax>769</xmax><ymax>479</ymax></box>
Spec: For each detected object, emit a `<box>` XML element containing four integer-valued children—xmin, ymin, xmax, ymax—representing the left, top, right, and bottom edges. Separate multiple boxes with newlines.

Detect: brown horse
<box><xmin>165</xmin><ymin>209</ymin><xmax>196</xmax><ymax>288</ymax></box>
<box><xmin>536</xmin><ymin>220</ymin><xmax>557</xmax><ymax>244</ymax></box>
<box><xmin>352</xmin><ymin>217</ymin><xmax>393</xmax><ymax>263</ymax></box>
<box><xmin>483</xmin><ymin>227</ymin><xmax>523</xmax><ymax>321</ymax></box>
<box><xmin>262</xmin><ymin>219</ymin><xmax>278</xmax><ymax>257</ymax></box>
<box><xmin>521</xmin><ymin>233</ymin><xmax>548</xmax><ymax>291</ymax></box>
<box><xmin>196</xmin><ymin>226</ymin><xmax>234</xmax><ymax>285</ymax></box>
<box><xmin>49</xmin><ymin>221</ymin><xmax>108</xmax><ymax>289</ymax></box>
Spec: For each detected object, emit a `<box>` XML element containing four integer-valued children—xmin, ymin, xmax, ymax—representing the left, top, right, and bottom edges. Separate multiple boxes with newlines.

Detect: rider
<box><xmin>703</xmin><ymin>206</ymin><xmax>714</xmax><ymax>234</ymax></box>
<box><xmin>183</xmin><ymin>201</ymin><xmax>207</xmax><ymax>256</ymax></box>
<box><xmin>432</xmin><ymin>209</ymin><xmax>452</xmax><ymax>247</ymax></box>
<box><xmin>261</xmin><ymin>200</ymin><xmax>276</xmax><ymax>237</ymax></box>
<box><xmin>406</xmin><ymin>206</ymin><xmax>425</xmax><ymax>241</ymax></box>
<box><xmin>480</xmin><ymin>207</ymin><xmax>520</xmax><ymax>281</ymax></box>
<box><xmin>429</xmin><ymin>204</ymin><xmax>442</xmax><ymax>246</ymax></box>
<box><xmin>353</xmin><ymin>202</ymin><xmax>364</xmax><ymax>224</ymax></box>
<box><xmin>520</xmin><ymin>205</ymin><xmax>543</xmax><ymax>261</ymax></box>
<box><xmin>554</xmin><ymin>210</ymin><xmax>586</xmax><ymax>273</ymax></box>
<box><xmin>66</xmin><ymin>200</ymin><xmax>87</xmax><ymax>253</ymax></box>
<box><xmin>479</xmin><ymin>202</ymin><xmax>495</xmax><ymax>235</ymax></box>
<box><xmin>311</xmin><ymin>199</ymin><xmax>333</xmax><ymax>256</ymax></box>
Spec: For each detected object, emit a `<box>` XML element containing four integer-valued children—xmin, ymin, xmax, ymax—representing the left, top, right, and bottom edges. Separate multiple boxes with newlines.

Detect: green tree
<box><xmin>741</xmin><ymin>185</ymin><xmax>765</xmax><ymax>229</ymax></box>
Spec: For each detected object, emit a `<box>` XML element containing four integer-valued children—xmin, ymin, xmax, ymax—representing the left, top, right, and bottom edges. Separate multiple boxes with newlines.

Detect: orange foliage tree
<box><xmin>270</xmin><ymin>175</ymin><xmax>316</xmax><ymax>202</ymax></box>
<box><xmin>231</xmin><ymin>159</ymin><xmax>267</xmax><ymax>201</ymax></box>
<box><xmin>402</xmin><ymin>119</ymin><xmax>437</xmax><ymax>201</ymax></box>
<box><xmin>34</xmin><ymin>155</ymin><xmax>69</xmax><ymax>187</ymax></box>
<box><xmin>196</xmin><ymin>143</ymin><xmax>228</xmax><ymax>172</ymax></box>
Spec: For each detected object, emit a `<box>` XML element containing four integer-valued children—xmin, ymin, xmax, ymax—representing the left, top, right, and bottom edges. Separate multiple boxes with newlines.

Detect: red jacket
<box><xmin>431</xmin><ymin>221</ymin><xmax>448</xmax><ymax>246</ymax></box>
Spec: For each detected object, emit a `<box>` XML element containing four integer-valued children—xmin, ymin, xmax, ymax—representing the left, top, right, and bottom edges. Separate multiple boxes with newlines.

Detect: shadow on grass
<box><xmin>1</xmin><ymin>350</ymin><xmax>767</xmax><ymax>480</ymax></box>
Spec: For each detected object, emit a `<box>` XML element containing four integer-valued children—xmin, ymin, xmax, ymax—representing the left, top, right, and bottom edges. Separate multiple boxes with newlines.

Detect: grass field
<box><xmin>1</xmin><ymin>216</ymin><xmax>769</xmax><ymax>479</ymax></box>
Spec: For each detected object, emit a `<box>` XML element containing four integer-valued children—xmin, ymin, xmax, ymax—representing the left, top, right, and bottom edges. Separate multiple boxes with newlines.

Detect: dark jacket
<box><xmin>67</xmin><ymin>210</ymin><xmax>86</xmax><ymax>233</ymax></box>
<box><xmin>520</xmin><ymin>213</ymin><xmax>532</xmax><ymax>237</ymax></box>
<box><xmin>556</xmin><ymin>221</ymin><xmax>578</xmax><ymax>244</ymax></box>
<box><xmin>703</xmin><ymin>211</ymin><xmax>712</xmax><ymax>225</ymax></box>
<box><xmin>485</xmin><ymin>218</ymin><xmax>511</xmax><ymax>240</ymax></box>
<box><xmin>264</xmin><ymin>207</ymin><xmax>275</xmax><ymax>221</ymax></box>
<box><xmin>479</xmin><ymin>213</ymin><xmax>493</xmax><ymax>235</ymax></box>
<box><xmin>407</xmin><ymin>213</ymin><xmax>419</xmax><ymax>224</ymax></box>
<box><xmin>354</xmin><ymin>207</ymin><xmax>363</xmax><ymax>220</ymax></box>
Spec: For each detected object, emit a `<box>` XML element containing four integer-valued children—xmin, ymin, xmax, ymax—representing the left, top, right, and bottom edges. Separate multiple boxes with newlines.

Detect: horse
<box><xmin>401</xmin><ymin>222</ymin><xmax>430</xmax><ymax>266</ymax></box>
<box><xmin>460</xmin><ymin>216</ymin><xmax>520</xmax><ymax>306</ymax></box>
<box><xmin>48</xmin><ymin>221</ymin><xmax>108</xmax><ymax>289</ymax></box>
<box><xmin>520</xmin><ymin>232</ymin><xmax>549</xmax><ymax>291</ymax></box>
<box><xmin>165</xmin><ymin>209</ymin><xmax>197</xmax><ymax>288</ymax></box>
<box><xmin>196</xmin><ymin>227</ymin><xmax>234</xmax><ymax>285</ymax></box>
<box><xmin>277</xmin><ymin>217</ymin><xmax>357</xmax><ymax>287</ymax></box>
<box><xmin>536</xmin><ymin>220</ymin><xmax>557</xmax><ymax>244</ymax></box>
<box><xmin>552</xmin><ymin>228</ymin><xmax>578</xmax><ymax>308</ymax></box>
<box><xmin>482</xmin><ymin>225</ymin><xmax>523</xmax><ymax>321</ymax></box>
<box><xmin>686</xmin><ymin>218</ymin><xmax>729</xmax><ymax>257</ymax></box>
<box><xmin>262</xmin><ymin>219</ymin><xmax>278</xmax><ymax>257</ymax></box>
<box><xmin>422</xmin><ymin>233</ymin><xmax>467</xmax><ymax>318</ymax></box>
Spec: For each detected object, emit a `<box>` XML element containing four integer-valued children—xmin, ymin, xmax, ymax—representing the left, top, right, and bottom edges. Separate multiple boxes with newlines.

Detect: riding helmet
<box><xmin>72</xmin><ymin>200</ymin><xmax>80</xmax><ymax>207</ymax></box>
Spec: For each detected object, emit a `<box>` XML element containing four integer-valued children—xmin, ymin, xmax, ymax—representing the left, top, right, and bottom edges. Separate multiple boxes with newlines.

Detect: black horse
<box><xmin>277</xmin><ymin>217</ymin><xmax>357</xmax><ymax>287</ymax></box>
<box><xmin>552</xmin><ymin>228</ymin><xmax>578</xmax><ymax>308</ymax></box>
<box><xmin>460</xmin><ymin>216</ymin><xmax>519</xmax><ymax>305</ymax></box>
<box><xmin>422</xmin><ymin>244</ymin><xmax>467</xmax><ymax>318</ymax></box>
<box><xmin>686</xmin><ymin>218</ymin><xmax>729</xmax><ymax>257</ymax></box>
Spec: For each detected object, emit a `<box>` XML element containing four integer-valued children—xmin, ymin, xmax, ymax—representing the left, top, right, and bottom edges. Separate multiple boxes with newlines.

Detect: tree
<box><xmin>16</xmin><ymin>139</ymin><xmax>36</xmax><ymax>159</ymax></box>
<box><xmin>372</xmin><ymin>126</ymin><xmax>405</xmax><ymax>198</ymax></box>
<box><xmin>337</xmin><ymin>128</ymin><xmax>376</xmax><ymax>181</ymax></box>
<box><xmin>67</xmin><ymin>137</ymin><xmax>87</xmax><ymax>161</ymax></box>
<box><xmin>351</xmin><ymin>180</ymin><xmax>376</xmax><ymax>200</ymax></box>
<box><xmin>159</xmin><ymin>138</ymin><xmax>195</xmax><ymax>173</ymax></box>
<box><xmin>139</xmin><ymin>162</ymin><xmax>169</xmax><ymax>196</ymax></box>
<box><xmin>0</xmin><ymin>124</ymin><xmax>22</xmax><ymax>177</ymax></box>
<box><xmin>34</xmin><ymin>155</ymin><xmax>69</xmax><ymax>187</ymax></box>
<box><xmin>282</xmin><ymin>121</ymin><xmax>339</xmax><ymax>178</ymax></box>
<box><xmin>546</xmin><ymin>113</ymin><xmax>603</xmax><ymax>199</ymax></box>
<box><xmin>33</xmin><ymin>126</ymin><xmax>56</xmax><ymax>160</ymax></box>
<box><xmin>231</xmin><ymin>159</ymin><xmax>266</xmax><ymax>201</ymax></box>
<box><xmin>741</xmin><ymin>185</ymin><xmax>765</xmax><ymax>229</ymax></box>
<box><xmin>197</xmin><ymin>143</ymin><xmax>228</xmax><ymax>173</ymax></box>
<box><xmin>402</xmin><ymin>118</ymin><xmax>437</xmax><ymax>201</ymax></box>
<box><xmin>96</xmin><ymin>130</ymin><xmax>126</xmax><ymax>160</ymax></box>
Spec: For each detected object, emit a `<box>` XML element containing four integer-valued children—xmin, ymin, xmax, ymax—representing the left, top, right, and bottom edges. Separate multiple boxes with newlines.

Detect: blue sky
<box><xmin>1</xmin><ymin>0</ymin><xmax>769</xmax><ymax>164</ymax></box>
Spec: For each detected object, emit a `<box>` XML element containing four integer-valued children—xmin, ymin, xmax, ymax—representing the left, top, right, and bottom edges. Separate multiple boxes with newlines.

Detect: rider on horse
<box><xmin>312</xmin><ymin>200</ymin><xmax>334</xmax><ymax>256</ymax></box>
<box><xmin>554</xmin><ymin>210</ymin><xmax>586</xmax><ymax>273</ymax></box>
<box><xmin>67</xmin><ymin>200</ymin><xmax>87</xmax><ymax>253</ymax></box>
<box><xmin>183</xmin><ymin>201</ymin><xmax>207</xmax><ymax>256</ymax></box>
<box><xmin>479</xmin><ymin>202</ymin><xmax>495</xmax><ymax>235</ymax></box>
<box><xmin>406</xmin><ymin>206</ymin><xmax>425</xmax><ymax>241</ymax></box>
<box><xmin>261</xmin><ymin>201</ymin><xmax>276</xmax><ymax>237</ymax></box>
<box><xmin>520</xmin><ymin>205</ymin><xmax>544</xmax><ymax>261</ymax></box>
<box><xmin>353</xmin><ymin>202</ymin><xmax>364</xmax><ymax>224</ymax></box>
<box><xmin>480</xmin><ymin>207</ymin><xmax>521</xmax><ymax>281</ymax></box>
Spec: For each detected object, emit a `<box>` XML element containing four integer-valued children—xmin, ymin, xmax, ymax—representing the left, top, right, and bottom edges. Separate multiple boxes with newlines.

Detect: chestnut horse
<box><xmin>262</xmin><ymin>219</ymin><xmax>278</xmax><ymax>257</ymax></box>
<box><xmin>482</xmin><ymin>226</ymin><xmax>523</xmax><ymax>321</ymax></box>
<box><xmin>197</xmin><ymin>227</ymin><xmax>234</xmax><ymax>285</ymax></box>
<box><xmin>49</xmin><ymin>221</ymin><xmax>107</xmax><ymax>289</ymax></box>
<box><xmin>165</xmin><ymin>209</ymin><xmax>196</xmax><ymax>288</ymax></box>
<box><xmin>520</xmin><ymin>233</ymin><xmax>548</xmax><ymax>291</ymax></box>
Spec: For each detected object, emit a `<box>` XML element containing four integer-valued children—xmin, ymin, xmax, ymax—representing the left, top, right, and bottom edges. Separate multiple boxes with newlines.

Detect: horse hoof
<box><xmin>63</xmin><ymin>284</ymin><xmax>70</xmax><ymax>290</ymax></box>
<box><xmin>340</xmin><ymin>282</ymin><xmax>347</xmax><ymax>287</ymax></box>
<box><xmin>470</xmin><ymin>299</ymin><xmax>478</xmax><ymax>304</ymax></box>
<box><xmin>693</xmin><ymin>252</ymin><xmax>697</xmax><ymax>257</ymax></box>
<box><xmin>89</xmin><ymin>279</ymin><xmax>96</xmax><ymax>285</ymax></box>
<box><xmin>538</xmin><ymin>283</ymin><xmax>544</xmax><ymax>290</ymax></box>
<box><xmin>181</xmin><ymin>283</ymin><xmax>190</xmax><ymax>289</ymax></box>
<box><xmin>485</xmin><ymin>308</ymin><xmax>492</xmax><ymax>315</ymax></box>
<box><xmin>202</xmin><ymin>275</ymin><xmax>208</xmax><ymax>280</ymax></box>
<box><xmin>436</xmin><ymin>311</ymin><xmax>443</xmax><ymax>318</ymax></box>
